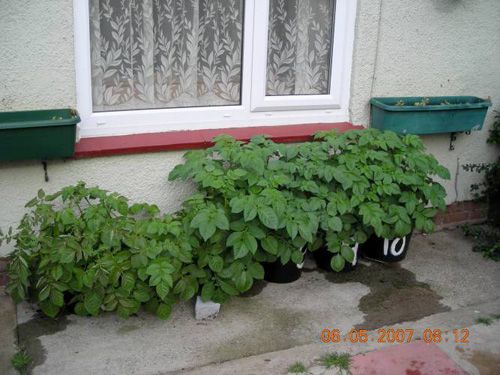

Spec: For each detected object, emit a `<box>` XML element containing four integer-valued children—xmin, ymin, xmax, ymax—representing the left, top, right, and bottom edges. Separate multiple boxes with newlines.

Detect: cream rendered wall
<box><xmin>1</xmin><ymin>0</ymin><xmax>500</xmax><ymax>256</ymax></box>
<box><xmin>349</xmin><ymin>0</ymin><xmax>500</xmax><ymax>203</ymax></box>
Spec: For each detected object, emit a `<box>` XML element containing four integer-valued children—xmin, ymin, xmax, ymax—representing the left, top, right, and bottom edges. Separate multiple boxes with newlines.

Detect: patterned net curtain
<box><xmin>89</xmin><ymin>0</ymin><xmax>243</xmax><ymax>112</ymax></box>
<box><xmin>266</xmin><ymin>0</ymin><xmax>335</xmax><ymax>96</ymax></box>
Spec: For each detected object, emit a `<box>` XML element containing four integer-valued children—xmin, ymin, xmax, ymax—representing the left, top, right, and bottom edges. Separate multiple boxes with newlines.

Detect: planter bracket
<box><xmin>42</xmin><ymin>160</ymin><xmax>49</xmax><ymax>182</ymax></box>
<box><xmin>449</xmin><ymin>132</ymin><xmax>457</xmax><ymax>151</ymax></box>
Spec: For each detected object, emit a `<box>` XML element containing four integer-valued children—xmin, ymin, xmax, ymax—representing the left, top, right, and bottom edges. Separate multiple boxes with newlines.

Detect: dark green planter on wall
<box><xmin>0</xmin><ymin>109</ymin><xmax>80</xmax><ymax>161</ymax></box>
<box><xmin>371</xmin><ymin>96</ymin><xmax>492</xmax><ymax>135</ymax></box>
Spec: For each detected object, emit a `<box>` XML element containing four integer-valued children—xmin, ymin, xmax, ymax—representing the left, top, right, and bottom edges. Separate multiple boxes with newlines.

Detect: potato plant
<box><xmin>170</xmin><ymin>129</ymin><xmax>450</xmax><ymax>271</ymax></box>
<box><xmin>1</xmin><ymin>183</ymin><xmax>198</xmax><ymax>319</ymax></box>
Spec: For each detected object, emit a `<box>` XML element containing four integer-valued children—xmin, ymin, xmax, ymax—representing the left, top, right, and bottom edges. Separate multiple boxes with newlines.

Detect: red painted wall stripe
<box><xmin>73</xmin><ymin>122</ymin><xmax>361</xmax><ymax>159</ymax></box>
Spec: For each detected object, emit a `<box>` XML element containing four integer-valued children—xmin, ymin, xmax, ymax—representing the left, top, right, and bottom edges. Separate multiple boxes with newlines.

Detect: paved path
<box><xmin>2</xmin><ymin>229</ymin><xmax>500</xmax><ymax>374</ymax></box>
<box><xmin>0</xmin><ymin>287</ymin><xmax>17</xmax><ymax>375</ymax></box>
<box><xmin>168</xmin><ymin>299</ymin><xmax>500</xmax><ymax>375</ymax></box>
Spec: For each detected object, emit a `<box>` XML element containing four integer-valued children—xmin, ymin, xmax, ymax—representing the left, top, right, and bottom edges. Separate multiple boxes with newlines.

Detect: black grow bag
<box><xmin>263</xmin><ymin>260</ymin><xmax>302</xmax><ymax>283</ymax></box>
<box><xmin>360</xmin><ymin>233</ymin><xmax>412</xmax><ymax>263</ymax></box>
<box><xmin>312</xmin><ymin>245</ymin><xmax>358</xmax><ymax>273</ymax></box>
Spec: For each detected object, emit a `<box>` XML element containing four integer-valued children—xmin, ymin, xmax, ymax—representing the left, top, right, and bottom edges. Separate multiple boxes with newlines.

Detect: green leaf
<box><xmin>258</xmin><ymin>206</ymin><xmax>278</xmax><ymax>229</ymax></box>
<box><xmin>190</xmin><ymin>211</ymin><xmax>208</xmax><ymax>228</ymax></box>
<box><xmin>353</xmin><ymin>230</ymin><xmax>368</xmax><ymax>244</ymax></box>
<box><xmin>133</xmin><ymin>290</ymin><xmax>151</xmax><ymax>302</ymax></box>
<box><xmin>173</xmin><ymin>279</ymin><xmax>186</xmax><ymax>294</ymax></box>
<box><xmin>121</xmin><ymin>272</ymin><xmax>135</xmax><ymax>292</ymax></box>
<box><xmin>247</xmin><ymin>224</ymin><xmax>266</xmax><ymax>239</ymax></box>
<box><xmin>261</xmin><ymin>236</ymin><xmax>278</xmax><ymax>255</ymax></box>
<box><xmin>247</xmin><ymin>263</ymin><xmax>265</xmax><ymax>279</ymax></box>
<box><xmin>41</xmin><ymin>300</ymin><xmax>60</xmax><ymax>318</ymax></box>
<box><xmin>330</xmin><ymin>254</ymin><xmax>346</xmax><ymax>272</ymax></box>
<box><xmin>209</xmin><ymin>256</ymin><xmax>224</xmax><ymax>273</ymax></box>
<box><xmin>435</xmin><ymin>165</ymin><xmax>451</xmax><ymax>180</ymax></box>
<box><xmin>230</xmin><ymin>197</ymin><xmax>245</xmax><ymax>213</ymax></box>
<box><xmin>51</xmin><ymin>265</ymin><xmax>63</xmax><ymax>281</ymax></box>
<box><xmin>61</xmin><ymin>209</ymin><xmax>76</xmax><ymax>225</ymax></box>
<box><xmin>131</xmin><ymin>204</ymin><xmax>144</xmax><ymax>214</ymax></box>
<box><xmin>227</xmin><ymin>232</ymin><xmax>243</xmax><ymax>246</ymax></box>
<box><xmin>37</xmin><ymin>189</ymin><xmax>45</xmax><ymax>199</ymax></box>
<box><xmin>341</xmin><ymin>246</ymin><xmax>355</xmax><ymax>263</ymax></box>
<box><xmin>181</xmin><ymin>279</ymin><xmax>197</xmax><ymax>300</ymax></box>
<box><xmin>84</xmin><ymin>292</ymin><xmax>102</xmax><ymax>316</ymax></box>
<box><xmin>50</xmin><ymin>289</ymin><xmax>64</xmax><ymax>307</ymax></box>
<box><xmin>201</xmin><ymin>282</ymin><xmax>215</xmax><ymax>302</ymax></box>
<box><xmin>74</xmin><ymin>302</ymin><xmax>87</xmax><ymax>316</ymax></box>
<box><xmin>235</xmin><ymin>271</ymin><xmax>253</xmax><ymax>292</ymax></box>
<box><xmin>156</xmin><ymin>303</ymin><xmax>172</xmax><ymax>320</ymax></box>
<box><xmin>82</xmin><ymin>270</ymin><xmax>96</xmax><ymax>288</ymax></box>
<box><xmin>291</xmin><ymin>249</ymin><xmax>304</xmax><ymax>264</ymax></box>
<box><xmin>131</xmin><ymin>254</ymin><xmax>148</xmax><ymax>268</ymax></box>
<box><xmin>286</xmin><ymin>221</ymin><xmax>298</xmax><ymax>239</ymax></box>
<box><xmin>328</xmin><ymin>217</ymin><xmax>343</xmax><ymax>232</ymax></box>
<box><xmin>156</xmin><ymin>281</ymin><xmax>170</xmax><ymax>300</ymax></box>
<box><xmin>215</xmin><ymin>210</ymin><xmax>229</xmax><ymax>230</ymax></box>
<box><xmin>233</xmin><ymin>241</ymin><xmax>249</xmax><ymax>259</ymax></box>
<box><xmin>218</xmin><ymin>279</ymin><xmax>239</xmax><ymax>296</ymax></box>
<box><xmin>147</xmin><ymin>221</ymin><xmax>159</xmax><ymax>234</ymax></box>
<box><xmin>59</xmin><ymin>248</ymin><xmax>75</xmax><ymax>264</ymax></box>
<box><xmin>298</xmin><ymin>223</ymin><xmax>313</xmax><ymax>243</ymax></box>
<box><xmin>38</xmin><ymin>285</ymin><xmax>50</xmax><ymax>302</ymax></box>
<box><xmin>243</xmin><ymin>233</ymin><xmax>258</xmax><ymax>254</ymax></box>
<box><xmin>199</xmin><ymin>222</ymin><xmax>217</xmax><ymax>241</ymax></box>
<box><xmin>243</xmin><ymin>203</ymin><xmax>257</xmax><ymax>221</ymax></box>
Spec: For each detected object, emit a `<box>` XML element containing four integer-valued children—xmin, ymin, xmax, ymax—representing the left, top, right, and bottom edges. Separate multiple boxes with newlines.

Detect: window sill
<box><xmin>73</xmin><ymin>122</ymin><xmax>361</xmax><ymax>159</ymax></box>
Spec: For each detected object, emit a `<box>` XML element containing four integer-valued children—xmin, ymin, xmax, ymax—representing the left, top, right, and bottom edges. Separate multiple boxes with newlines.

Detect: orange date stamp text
<box><xmin>321</xmin><ymin>328</ymin><xmax>469</xmax><ymax>344</ymax></box>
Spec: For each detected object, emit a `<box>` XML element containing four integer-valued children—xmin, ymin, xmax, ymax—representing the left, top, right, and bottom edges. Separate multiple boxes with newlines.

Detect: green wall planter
<box><xmin>0</xmin><ymin>109</ymin><xmax>80</xmax><ymax>161</ymax></box>
<box><xmin>371</xmin><ymin>96</ymin><xmax>492</xmax><ymax>135</ymax></box>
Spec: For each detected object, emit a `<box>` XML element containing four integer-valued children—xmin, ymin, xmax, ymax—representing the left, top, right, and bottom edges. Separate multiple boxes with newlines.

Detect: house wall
<box><xmin>1</xmin><ymin>0</ymin><xmax>499</xmax><ymax>256</ymax></box>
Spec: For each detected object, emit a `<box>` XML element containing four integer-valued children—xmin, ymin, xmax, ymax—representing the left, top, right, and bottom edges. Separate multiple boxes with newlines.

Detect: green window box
<box><xmin>371</xmin><ymin>96</ymin><xmax>492</xmax><ymax>135</ymax></box>
<box><xmin>0</xmin><ymin>109</ymin><xmax>80</xmax><ymax>161</ymax></box>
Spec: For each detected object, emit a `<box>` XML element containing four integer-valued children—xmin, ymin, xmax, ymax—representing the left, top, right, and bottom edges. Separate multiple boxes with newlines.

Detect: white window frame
<box><xmin>251</xmin><ymin>0</ymin><xmax>350</xmax><ymax>112</ymax></box>
<box><xmin>74</xmin><ymin>0</ymin><xmax>356</xmax><ymax>138</ymax></box>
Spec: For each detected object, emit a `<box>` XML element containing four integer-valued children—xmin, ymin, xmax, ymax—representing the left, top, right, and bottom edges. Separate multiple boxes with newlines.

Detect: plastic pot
<box><xmin>360</xmin><ymin>233</ymin><xmax>412</xmax><ymax>262</ymax></box>
<box><xmin>312</xmin><ymin>243</ymin><xmax>359</xmax><ymax>273</ymax></box>
<box><xmin>263</xmin><ymin>260</ymin><xmax>302</xmax><ymax>283</ymax></box>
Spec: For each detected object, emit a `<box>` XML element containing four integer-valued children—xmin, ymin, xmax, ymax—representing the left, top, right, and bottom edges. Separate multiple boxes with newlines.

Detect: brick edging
<box><xmin>434</xmin><ymin>200</ymin><xmax>487</xmax><ymax>230</ymax></box>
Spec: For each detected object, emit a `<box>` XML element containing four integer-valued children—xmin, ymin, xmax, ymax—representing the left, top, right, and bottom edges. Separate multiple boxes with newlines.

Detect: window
<box><xmin>74</xmin><ymin>0</ymin><xmax>356</xmax><ymax>137</ymax></box>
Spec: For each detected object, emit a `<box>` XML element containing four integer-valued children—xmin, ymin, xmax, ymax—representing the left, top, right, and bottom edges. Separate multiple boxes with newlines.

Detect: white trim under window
<box><xmin>74</xmin><ymin>0</ymin><xmax>356</xmax><ymax>138</ymax></box>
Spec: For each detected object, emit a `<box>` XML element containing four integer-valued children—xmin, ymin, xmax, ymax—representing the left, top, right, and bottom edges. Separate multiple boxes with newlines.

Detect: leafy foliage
<box><xmin>462</xmin><ymin>110</ymin><xmax>500</xmax><ymax>255</ymax></box>
<box><xmin>1</xmin><ymin>183</ymin><xmax>197</xmax><ymax>319</ymax></box>
<box><xmin>462</xmin><ymin>224</ymin><xmax>500</xmax><ymax>261</ymax></box>
<box><xmin>170</xmin><ymin>129</ymin><xmax>449</xmax><ymax>272</ymax></box>
<box><xmin>2</xmin><ymin>129</ymin><xmax>449</xmax><ymax>319</ymax></box>
<box><xmin>319</xmin><ymin>352</ymin><xmax>351</xmax><ymax>371</ymax></box>
<box><xmin>288</xmin><ymin>362</ymin><xmax>311</xmax><ymax>374</ymax></box>
<box><xmin>463</xmin><ymin>110</ymin><xmax>500</xmax><ymax>204</ymax></box>
<box><xmin>11</xmin><ymin>350</ymin><xmax>32</xmax><ymax>374</ymax></box>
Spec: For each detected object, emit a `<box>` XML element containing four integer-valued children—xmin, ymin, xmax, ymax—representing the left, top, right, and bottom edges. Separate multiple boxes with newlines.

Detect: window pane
<box><xmin>266</xmin><ymin>0</ymin><xmax>335</xmax><ymax>96</ymax></box>
<box><xmin>89</xmin><ymin>0</ymin><xmax>243</xmax><ymax>112</ymax></box>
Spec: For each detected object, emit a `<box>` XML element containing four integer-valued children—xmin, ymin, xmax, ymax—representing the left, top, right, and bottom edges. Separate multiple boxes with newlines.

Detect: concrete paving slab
<box><xmin>15</xmin><ymin>229</ymin><xmax>500</xmax><ymax>375</ymax></box>
<box><xmin>0</xmin><ymin>287</ymin><xmax>17</xmax><ymax>375</ymax></box>
<box><xmin>402</xmin><ymin>230</ymin><xmax>500</xmax><ymax>309</ymax></box>
<box><xmin>172</xmin><ymin>299</ymin><xmax>500</xmax><ymax>375</ymax></box>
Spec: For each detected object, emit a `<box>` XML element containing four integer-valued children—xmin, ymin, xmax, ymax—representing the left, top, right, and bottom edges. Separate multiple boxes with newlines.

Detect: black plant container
<box><xmin>312</xmin><ymin>244</ymin><xmax>359</xmax><ymax>273</ymax></box>
<box><xmin>263</xmin><ymin>260</ymin><xmax>302</xmax><ymax>283</ymax></box>
<box><xmin>360</xmin><ymin>233</ymin><xmax>412</xmax><ymax>263</ymax></box>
